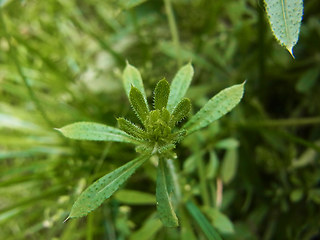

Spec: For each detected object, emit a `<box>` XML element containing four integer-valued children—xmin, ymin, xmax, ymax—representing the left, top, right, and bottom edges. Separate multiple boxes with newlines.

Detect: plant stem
<box><xmin>0</xmin><ymin>10</ymin><xmax>54</xmax><ymax>128</ymax></box>
<box><xmin>163</xmin><ymin>0</ymin><xmax>182</xmax><ymax>66</ymax></box>
<box><xmin>244</xmin><ymin>117</ymin><xmax>320</xmax><ymax>127</ymax></box>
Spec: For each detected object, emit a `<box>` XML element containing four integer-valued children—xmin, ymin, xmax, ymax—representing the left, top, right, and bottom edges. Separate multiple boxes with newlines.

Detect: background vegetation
<box><xmin>0</xmin><ymin>0</ymin><xmax>319</xmax><ymax>239</ymax></box>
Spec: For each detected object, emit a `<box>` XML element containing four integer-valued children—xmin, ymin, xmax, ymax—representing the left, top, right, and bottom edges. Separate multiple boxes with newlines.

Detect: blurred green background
<box><xmin>0</xmin><ymin>0</ymin><xmax>319</xmax><ymax>239</ymax></box>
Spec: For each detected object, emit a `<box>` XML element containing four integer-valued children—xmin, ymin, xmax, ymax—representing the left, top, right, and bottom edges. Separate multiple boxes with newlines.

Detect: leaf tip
<box><xmin>287</xmin><ymin>47</ymin><xmax>295</xmax><ymax>59</ymax></box>
<box><xmin>54</xmin><ymin>128</ymin><xmax>62</xmax><ymax>133</ymax></box>
<box><xmin>63</xmin><ymin>216</ymin><xmax>70</xmax><ymax>223</ymax></box>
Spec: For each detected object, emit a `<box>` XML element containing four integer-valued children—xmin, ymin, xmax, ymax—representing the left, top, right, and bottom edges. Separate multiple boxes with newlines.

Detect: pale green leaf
<box><xmin>264</xmin><ymin>0</ymin><xmax>303</xmax><ymax>57</ymax></box>
<box><xmin>183</xmin><ymin>82</ymin><xmax>245</xmax><ymax>134</ymax></box>
<box><xmin>69</xmin><ymin>154</ymin><xmax>150</xmax><ymax>218</ymax></box>
<box><xmin>122</xmin><ymin>61</ymin><xmax>148</xmax><ymax>105</ymax></box>
<box><xmin>215</xmin><ymin>138</ymin><xmax>239</xmax><ymax>150</ymax></box>
<box><xmin>114</xmin><ymin>189</ymin><xmax>156</xmax><ymax>205</ymax></box>
<box><xmin>221</xmin><ymin>149</ymin><xmax>238</xmax><ymax>184</ymax></box>
<box><xmin>156</xmin><ymin>158</ymin><xmax>178</xmax><ymax>227</ymax></box>
<box><xmin>167</xmin><ymin>63</ymin><xmax>194</xmax><ymax>113</ymax></box>
<box><xmin>56</xmin><ymin>122</ymin><xmax>140</xmax><ymax>144</ymax></box>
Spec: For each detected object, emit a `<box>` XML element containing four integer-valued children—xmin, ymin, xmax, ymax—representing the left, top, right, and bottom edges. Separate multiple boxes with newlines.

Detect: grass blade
<box><xmin>185</xmin><ymin>201</ymin><xmax>222</xmax><ymax>240</ymax></box>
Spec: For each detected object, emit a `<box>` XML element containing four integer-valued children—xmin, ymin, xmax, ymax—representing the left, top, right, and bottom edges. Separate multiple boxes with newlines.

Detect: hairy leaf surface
<box><xmin>183</xmin><ymin>82</ymin><xmax>245</xmax><ymax>134</ymax></box>
<box><xmin>69</xmin><ymin>154</ymin><xmax>150</xmax><ymax>218</ymax></box>
<box><xmin>56</xmin><ymin>122</ymin><xmax>139</xmax><ymax>144</ymax></box>
<box><xmin>130</xmin><ymin>87</ymin><xmax>150</xmax><ymax>124</ymax></box>
<box><xmin>167</xmin><ymin>63</ymin><xmax>194</xmax><ymax>113</ymax></box>
<box><xmin>264</xmin><ymin>0</ymin><xmax>303</xmax><ymax>57</ymax></box>
<box><xmin>154</xmin><ymin>79</ymin><xmax>170</xmax><ymax>110</ymax></box>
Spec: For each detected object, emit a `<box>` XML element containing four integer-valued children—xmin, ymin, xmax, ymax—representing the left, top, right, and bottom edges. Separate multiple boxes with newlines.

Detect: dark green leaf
<box><xmin>130</xmin><ymin>86</ymin><xmax>150</xmax><ymax>124</ymax></box>
<box><xmin>170</xmin><ymin>98</ymin><xmax>191</xmax><ymax>127</ymax></box>
<box><xmin>153</xmin><ymin>79</ymin><xmax>170</xmax><ymax>110</ymax></box>
<box><xmin>117</xmin><ymin>117</ymin><xmax>147</xmax><ymax>140</ymax></box>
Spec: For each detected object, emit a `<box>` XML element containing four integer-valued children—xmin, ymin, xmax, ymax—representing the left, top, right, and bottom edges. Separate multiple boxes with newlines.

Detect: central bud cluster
<box><xmin>117</xmin><ymin>79</ymin><xmax>191</xmax><ymax>157</ymax></box>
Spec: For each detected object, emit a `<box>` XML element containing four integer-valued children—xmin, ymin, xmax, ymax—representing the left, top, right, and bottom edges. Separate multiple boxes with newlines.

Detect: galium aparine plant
<box><xmin>56</xmin><ymin>62</ymin><xmax>245</xmax><ymax>227</ymax></box>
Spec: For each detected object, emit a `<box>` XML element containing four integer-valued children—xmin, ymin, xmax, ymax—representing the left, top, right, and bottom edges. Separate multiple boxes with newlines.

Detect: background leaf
<box><xmin>264</xmin><ymin>0</ymin><xmax>303</xmax><ymax>57</ymax></box>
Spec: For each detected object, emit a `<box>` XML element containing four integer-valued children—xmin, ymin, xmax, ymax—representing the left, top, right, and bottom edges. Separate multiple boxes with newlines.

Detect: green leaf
<box><xmin>221</xmin><ymin>149</ymin><xmax>238</xmax><ymax>184</ymax></box>
<box><xmin>296</xmin><ymin>68</ymin><xmax>319</xmax><ymax>93</ymax></box>
<box><xmin>123</xmin><ymin>61</ymin><xmax>148</xmax><ymax>104</ymax></box>
<box><xmin>117</xmin><ymin>117</ymin><xmax>147</xmax><ymax>140</ymax></box>
<box><xmin>264</xmin><ymin>0</ymin><xmax>303</xmax><ymax>57</ymax></box>
<box><xmin>114</xmin><ymin>189</ymin><xmax>156</xmax><ymax>205</ymax></box>
<box><xmin>156</xmin><ymin>158</ymin><xmax>179</xmax><ymax>227</ymax></box>
<box><xmin>183</xmin><ymin>82</ymin><xmax>245</xmax><ymax>134</ymax></box>
<box><xmin>119</xmin><ymin>0</ymin><xmax>148</xmax><ymax>9</ymax></box>
<box><xmin>153</xmin><ymin>79</ymin><xmax>170</xmax><ymax>110</ymax></box>
<box><xmin>130</xmin><ymin>214</ymin><xmax>162</xmax><ymax>240</ymax></box>
<box><xmin>207</xmin><ymin>208</ymin><xmax>234</xmax><ymax>235</ymax></box>
<box><xmin>185</xmin><ymin>201</ymin><xmax>222</xmax><ymax>240</ymax></box>
<box><xmin>206</xmin><ymin>151</ymin><xmax>219</xmax><ymax>179</ymax></box>
<box><xmin>68</xmin><ymin>154</ymin><xmax>150</xmax><ymax>218</ymax></box>
<box><xmin>130</xmin><ymin>87</ymin><xmax>150</xmax><ymax>124</ymax></box>
<box><xmin>56</xmin><ymin>122</ymin><xmax>139</xmax><ymax>144</ymax></box>
<box><xmin>170</xmin><ymin>98</ymin><xmax>191</xmax><ymax>127</ymax></box>
<box><xmin>167</xmin><ymin>63</ymin><xmax>194</xmax><ymax>113</ymax></box>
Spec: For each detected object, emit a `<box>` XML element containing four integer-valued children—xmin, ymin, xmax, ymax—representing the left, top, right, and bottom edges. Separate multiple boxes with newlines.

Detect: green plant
<box><xmin>56</xmin><ymin>62</ymin><xmax>245</xmax><ymax>227</ymax></box>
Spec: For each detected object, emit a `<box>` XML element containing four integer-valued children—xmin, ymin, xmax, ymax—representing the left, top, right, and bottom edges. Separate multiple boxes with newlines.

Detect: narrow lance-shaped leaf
<box><xmin>183</xmin><ymin>82</ymin><xmax>245</xmax><ymax>134</ymax></box>
<box><xmin>130</xmin><ymin>86</ymin><xmax>149</xmax><ymax>124</ymax></box>
<box><xmin>264</xmin><ymin>0</ymin><xmax>303</xmax><ymax>57</ymax></box>
<box><xmin>153</xmin><ymin>78</ymin><xmax>170</xmax><ymax>110</ymax></box>
<box><xmin>123</xmin><ymin>61</ymin><xmax>148</xmax><ymax>106</ymax></box>
<box><xmin>156</xmin><ymin>158</ymin><xmax>179</xmax><ymax>227</ymax></box>
<box><xmin>117</xmin><ymin>117</ymin><xmax>147</xmax><ymax>140</ymax></box>
<box><xmin>68</xmin><ymin>154</ymin><xmax>151</xmax><ymax>218</ymax></box>
<box><xmin>55</xmin><ymin>122</ymin><xmax>140</xmax><ymax>144</ymax></box>
<box><xmin>167</xmin><ymin>63</ymin><xmax>194</xmax><ymax>113</ymax></box>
